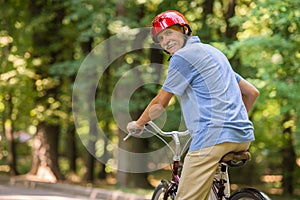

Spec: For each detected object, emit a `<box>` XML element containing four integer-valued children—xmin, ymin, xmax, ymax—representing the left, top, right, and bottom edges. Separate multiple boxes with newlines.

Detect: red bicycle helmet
<box><xmin>151</xmin><ymin>10</ymin><xmax>192</xmax><ymax>43</ymax></box>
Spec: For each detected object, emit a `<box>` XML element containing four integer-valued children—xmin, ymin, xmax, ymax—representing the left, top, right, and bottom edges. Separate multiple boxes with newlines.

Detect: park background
<box><xmin>0</xmin><ymin>0</ymin><xmax>299</xmax><ymax>199</ymax></box>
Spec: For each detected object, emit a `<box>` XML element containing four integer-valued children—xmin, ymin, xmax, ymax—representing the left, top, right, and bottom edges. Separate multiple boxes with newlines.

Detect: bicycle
<box><xmin>124</xmin><ymin>121</ymin><xmax>271</xmax><ymax>200</ymax></box>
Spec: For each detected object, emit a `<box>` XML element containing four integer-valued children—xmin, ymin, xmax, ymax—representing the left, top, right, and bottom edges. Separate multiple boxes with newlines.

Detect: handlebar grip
<box><xmin>129</xmin><ymin>129</ymin><xmax>142</xmax><ymax>134</ymax></box>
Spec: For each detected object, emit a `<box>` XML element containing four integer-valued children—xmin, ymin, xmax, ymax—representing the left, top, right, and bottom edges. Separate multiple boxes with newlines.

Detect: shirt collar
<box><xmin>186</xmin><ymin>36</ymin><xmax>201</xmax><ymax>45</ymax></box>
<box><xmin>168</xmin><ymin>36</ymin><xmax>201</xmax><ymax>61</ymax></box>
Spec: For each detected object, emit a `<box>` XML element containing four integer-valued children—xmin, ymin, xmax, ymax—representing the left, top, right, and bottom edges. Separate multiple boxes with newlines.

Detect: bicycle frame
<box><xmin>126</xmin><ymin>121</ymin><xmax>229</xmax><ymax>199</ymax></box>
<box><xmin>143</xmin><ymin>121</ymin><xmax>189</xmax><ymax>199</ymax></box>
<box><xmin>211</xmin><ymin>163</ymin><xmax>230</xmax><ymax>200</ymax></box>
<box><xmin>162</xmin><ymin>160</ymin><xmax>181</xmax><ymax>199</ymax></box>
<box><xmin>158</xmin><ymin>161</ymin><xmax>230</xmax><ymax>200</ymax></box>
<box><xmin>125</xmin><ymin>121</ymin><xmax>269</xmax><ymax>200</ymax></box>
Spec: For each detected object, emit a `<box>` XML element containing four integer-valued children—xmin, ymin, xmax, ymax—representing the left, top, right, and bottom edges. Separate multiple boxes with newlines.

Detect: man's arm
<box><xmin>126</xmin><ymin>89</ymin><xmax>174</xmax><ymax>134</ymax></box>
<box><xmin>136</xmin><ymin>89</ymin><xmax>174</xmax><ymax>126</ymax></box>
<box><xmin>238</xmin><ymin>79</ymin><xmax>260</xmax><ymax>112</ymax></box>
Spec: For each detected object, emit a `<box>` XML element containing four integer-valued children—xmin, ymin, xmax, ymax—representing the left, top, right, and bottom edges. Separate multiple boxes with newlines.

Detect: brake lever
<box><xmin>123</xmin><ymin>133</ymin><xmax>132</xmax><ymax>141</ymax></box>
<box><xmin>123</xmin><ymin>128</ymin><xmax>143</xmax><ymax>141</ymax></box>
<box><xmin>123</xmin><ymin>124</ymin><xmax>148</xmax><ymax>141</ymax></box>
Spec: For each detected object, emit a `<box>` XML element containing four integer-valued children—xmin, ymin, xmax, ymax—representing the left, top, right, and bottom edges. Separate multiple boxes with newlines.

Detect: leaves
<box><xmin>230</xmin><ymin>0</ymin><xmax>300</xmax><ymax>165</ymax></box>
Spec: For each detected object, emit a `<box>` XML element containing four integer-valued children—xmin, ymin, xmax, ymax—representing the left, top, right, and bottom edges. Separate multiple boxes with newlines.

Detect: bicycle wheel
<box><xmin>229</xmin><ymin>188</ymin><xmax>271</xmax><ymax>200</ymax></box>
<box><xmin>151</xmin><ymin>183</ymin><xmax>176</xmax><ymax>200</ymax></box>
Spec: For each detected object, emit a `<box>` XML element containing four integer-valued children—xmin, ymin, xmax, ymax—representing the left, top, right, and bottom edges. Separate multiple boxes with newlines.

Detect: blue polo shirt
<box><xmin>162</xmin><ymin>36</ymin><xmax>254</xmax><ymax>152</ymax></box>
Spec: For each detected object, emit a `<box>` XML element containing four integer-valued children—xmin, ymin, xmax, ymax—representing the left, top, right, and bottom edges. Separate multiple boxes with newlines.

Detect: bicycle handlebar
<box><xmin>123</xmin><ymin>121</ymin><xmax>190</xmax><ymax>141</ymax></box>
<box><xmin>146</xmin><ymin>121</ymin><xmax>190</xmax><ymax>137</ymax></box>
<box><xmin>123</xmin><ymin>121</ymin><xmax>191</xmax><ymax>161</ymax></box>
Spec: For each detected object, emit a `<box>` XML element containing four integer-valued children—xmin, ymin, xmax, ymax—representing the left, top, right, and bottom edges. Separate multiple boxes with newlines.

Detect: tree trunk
<box><xmin>281</xmin><ymin>114</ymin><xmax>296</xmax><ymax>195</ymax></box>
<box><xmin>97</xmin><ymin>122</ymin><xmax>109</xmax><ymax>180</ymax></box>
<box><xmin>201</xmin><ymin>0</ymin><xmax>214</xmax><ymax>41</ymax></box>
<box><xmin>30</xmin><ymin>122</ymin><xmax>64</xmax><ymax>181</ymax></box>
<box><xmin>82</xmin><ymin>114</ymin><xmax>97</xmax><ymax>182</ymax></box>
<box><xmin>28</xmin><ymin>0</ymin><xmax>66</xmax><ymax>182</ymax></box>
<box><xmin>223</xmin><ymin>0</ymin><xmax>238</xmax><ymax>39</ymax></box>
<box><xmin>66</xmin><ymin>125</ymin><xmax>77</xmax><ymax>173</ymax></box>
<box><xmin>4</xmin><ymin>122</ymin><xmax>18</xmax><ymax>175</ymax></box>
<box><xmin>115</xmin><ymin>7</ymin><xmax>154</xmax><ymax>187</ymax></box>
<box><xmin>4</xmin><ymin>93</ymin><xmax>18</xmax><ymax>175</ymax></box>
<box><xmin>79</xmin><ymin>36</ymin><xmax>98</xmax><ymax>182</ymax></box>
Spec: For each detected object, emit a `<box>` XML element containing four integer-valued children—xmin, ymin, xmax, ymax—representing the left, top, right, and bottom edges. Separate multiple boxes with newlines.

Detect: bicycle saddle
<box><xmin>220</xmin><ymin>151</ymin><xmax>251</xmax><ymax>167</ymax></box>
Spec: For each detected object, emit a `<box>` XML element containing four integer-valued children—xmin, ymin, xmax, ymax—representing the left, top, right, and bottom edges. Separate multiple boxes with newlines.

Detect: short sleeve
<box><xmin>162</xmin><ymin>55</ymin><xmax>193</xmax><ymax>96</ymax></box>
<box><xmin>234</xmin><ymin>72</ymin><xmax>243</xmax><ymax>83</ymax></box>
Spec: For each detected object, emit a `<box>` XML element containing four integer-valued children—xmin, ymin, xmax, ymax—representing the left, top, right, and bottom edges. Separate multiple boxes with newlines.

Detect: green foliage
<box><xmin>1</xmin><ymin>0</ymin><xmax>300</xmax><ymax>193</ymax></box>
<box><xmin>229</xmin><ymin>1</ymin><xmax>300</xmax><ymax>187</ymax></box>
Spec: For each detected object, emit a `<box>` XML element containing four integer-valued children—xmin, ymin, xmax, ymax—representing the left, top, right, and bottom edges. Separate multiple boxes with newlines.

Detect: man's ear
<box><xmin>184</xmin><ymin>26</ymin><xmax>189</xmax><ymax>34</ymax></box>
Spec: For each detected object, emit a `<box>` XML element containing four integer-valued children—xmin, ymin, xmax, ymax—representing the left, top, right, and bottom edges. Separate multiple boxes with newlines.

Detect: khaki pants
<box><xmin>175</xmin><ymin>142</ymin><xmax>251</xmax><ymax>200</ymax></box>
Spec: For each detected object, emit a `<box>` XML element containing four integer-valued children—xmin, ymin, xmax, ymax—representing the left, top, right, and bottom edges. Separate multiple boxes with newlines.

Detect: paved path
<box><xmin>0</xmin><ymin>175</ymin><xmax>151</xmax><ymax>200</ymax></box>
<box><xmin>0</xmin><ymin>184</ymin><xmax>91</xmax><ymax>200</ymax></box>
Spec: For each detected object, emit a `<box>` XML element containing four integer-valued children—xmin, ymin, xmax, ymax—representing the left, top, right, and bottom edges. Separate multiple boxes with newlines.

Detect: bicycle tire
<box><xmin>229</xmin><ymin>188</ymin><xmax>271</xmax><ymax>200</ymax></box>
<box><xmin>151</xmin><ymin>183</ymin><xmax>175</xmax><ymax>200</ymax></box>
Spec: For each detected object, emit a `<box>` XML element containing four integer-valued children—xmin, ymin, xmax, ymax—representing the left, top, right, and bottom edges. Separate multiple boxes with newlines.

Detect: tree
<box><xmin>27</xmin><ymin>0</ymin><xmax>71</xmax><ymax>181</ymax></box>
<box><xmin>229</xmin><ymin>0</ymin><xmax>300</xmax><ymax>194</ymax></box>
<box><xmin>0</xmin><ymin>0</ymin><xmax>36</xmax><ymax>175</ymax></box>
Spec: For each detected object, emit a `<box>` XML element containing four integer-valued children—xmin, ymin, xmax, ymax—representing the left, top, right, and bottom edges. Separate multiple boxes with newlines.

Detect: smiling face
<box><xmin>156</xmin><ymin>25</ymin><xmax>186</xmax><ymax>55</ymax></box>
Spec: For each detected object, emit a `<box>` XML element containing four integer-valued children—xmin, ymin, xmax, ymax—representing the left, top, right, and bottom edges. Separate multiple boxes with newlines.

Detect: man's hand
<box><xmin>126</xmin><ymin>121</ymin><xmax>145</xmax><ymax>136</ymax></box>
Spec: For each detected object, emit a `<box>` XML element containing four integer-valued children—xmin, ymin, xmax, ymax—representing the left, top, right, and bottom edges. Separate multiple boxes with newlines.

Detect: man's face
<box><xmin>156</xmin><ymin>25</ymin><xmax>185</xmax><ymax>55</ymax></box>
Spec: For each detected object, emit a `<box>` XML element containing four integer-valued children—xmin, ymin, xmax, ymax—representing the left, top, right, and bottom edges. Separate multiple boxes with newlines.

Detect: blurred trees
<box><xmin>0</xmin><ymin>0</ymin><xmax>299</xmax><ymax>196</ymax></box>
<box><xmin>229</xmin><ymin>0</ymin><xmax>300</xmax><ymax>194</ymax></box>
